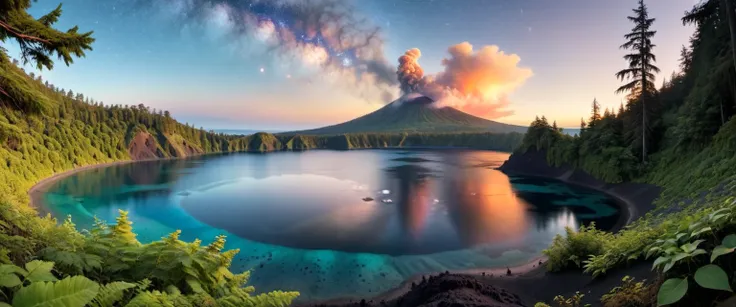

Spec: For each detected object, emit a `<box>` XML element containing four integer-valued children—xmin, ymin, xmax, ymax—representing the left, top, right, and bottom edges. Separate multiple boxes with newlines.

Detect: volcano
<box><xmin>284</xmin><ymin>95</ymin><xmax>527</xmax><ymax>135</ymax></box>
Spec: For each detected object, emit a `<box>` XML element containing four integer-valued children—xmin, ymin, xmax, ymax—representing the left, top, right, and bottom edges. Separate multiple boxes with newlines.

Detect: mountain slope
<box><xmin>283</xmin><ymin>96</ymin><xmax>528</xmax><ymax>135</ymax></box>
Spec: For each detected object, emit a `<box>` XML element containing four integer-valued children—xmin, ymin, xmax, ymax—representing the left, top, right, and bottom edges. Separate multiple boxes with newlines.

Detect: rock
<box><xmin>396</xmin><ymin>274</ymin><xmax>525</xmax><ymax>307</ymax></box>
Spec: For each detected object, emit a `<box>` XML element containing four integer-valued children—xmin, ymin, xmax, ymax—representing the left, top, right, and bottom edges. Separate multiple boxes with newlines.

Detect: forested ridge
<box><xmin>527</xmin><ymin>1</ymin><xmax>736</xmax><ymax>306</ymax></box>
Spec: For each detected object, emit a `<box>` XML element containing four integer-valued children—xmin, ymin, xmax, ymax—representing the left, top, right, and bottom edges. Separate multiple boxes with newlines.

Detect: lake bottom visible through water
<box><xmin>42</xmin><ymin>150</ymin><xmax>621</xmax><ymax>301</ymax></box>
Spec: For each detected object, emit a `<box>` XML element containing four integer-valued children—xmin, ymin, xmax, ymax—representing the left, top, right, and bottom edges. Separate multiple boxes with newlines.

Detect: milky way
<box><xmin>134</xmin><ymin>0</ymin><xmax>397</xmax><ymax>100</ymax></box>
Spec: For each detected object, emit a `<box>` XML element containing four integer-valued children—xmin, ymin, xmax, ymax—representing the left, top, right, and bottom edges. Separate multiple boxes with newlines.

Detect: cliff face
<box><xmin>127</xmin><ymin>132</ymin><xmax>166</xmax><ymax>160</ymax></box>
<box><xmin>498</xmin><ymin>149</ymin><xmax>662</xmax><ymax>225</ymax></box>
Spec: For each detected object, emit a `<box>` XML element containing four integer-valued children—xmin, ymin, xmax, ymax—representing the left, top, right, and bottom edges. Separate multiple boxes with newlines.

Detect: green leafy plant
<box><xmin>543</xmin><ymin>223</ymin><xmax>612</xmax><ymax>272</ymax></box>
<box><xmin>0</xmin><ymin>210</ymin><xmax>300</xmax><ymax>306</ymax></box>
<box><xmin>600</xmin><ymin>276</ymin><xmax>657</xmax><ymax>307</ymax></box>
<box><xmin>0</xmin><ymin>260</ymin><xmax>135</xmax><ymax>307</ymax></box>
<box><xmin>641</xmin><ymin>204</ymin><xmax>736</xmax><ymax>306</ymax></box>
<box><xmin>552</xmin><ymin>292</ymin><xmax>591</xmax><ymax>307</ymax></box>
<box><xmin>533</xmin><ymin>292</ymin><xmax>592</xmax><ymax>307</ymax></box>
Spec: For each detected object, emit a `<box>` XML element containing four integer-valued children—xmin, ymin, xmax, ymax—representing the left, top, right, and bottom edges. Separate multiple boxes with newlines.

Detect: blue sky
<box><xmin>8</xmin><ymin>0</ymin><xmax>696</xmax><ymax>130</ymax></box>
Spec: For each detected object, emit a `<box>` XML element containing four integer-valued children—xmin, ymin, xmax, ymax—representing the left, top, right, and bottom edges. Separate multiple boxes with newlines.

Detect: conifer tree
<box><xmin>616</xmin><ymin>0</ymin><xmax>659</xmax><ymax>162</ymax></box>
<box><xmin>589</xmin><ymin>98</ymin><xmax>601</xmax><ymax>127</ymax></box>
<box><xmin>0</xmin><ymin>0</ymin><xmax>94</xmax><ymax>112</ymax></box>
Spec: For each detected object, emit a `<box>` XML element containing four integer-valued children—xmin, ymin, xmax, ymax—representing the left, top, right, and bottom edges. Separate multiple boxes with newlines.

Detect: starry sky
<box><xmin>8</xmin><ymin>0</ymin><xmax>696</xmax><ymax>130</ymax></box>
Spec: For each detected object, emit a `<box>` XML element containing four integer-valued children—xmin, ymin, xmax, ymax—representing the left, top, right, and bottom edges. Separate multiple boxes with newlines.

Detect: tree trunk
<box><xmin>722</xmin><ymin>0</ymin><xmax>736</xmax><ymax>71</ymax></box>
<box><xmin>642</xmin><ymin>96</ymin><xmax>647</xmax><ymax>162</ymax></box>
<box><xmin>640</xmin><ymin>27</ymin><xmax>648</xmax><ymax>163</ymax></box>
<box><xmin>721</xmin><ymin>0</ymin><xmax>736</xmax><ymax>114</ymax></box>
<box><xmin>721</xmin><ymin>99</ymin><xmax>726</xmax><ymax>125</ymax></box>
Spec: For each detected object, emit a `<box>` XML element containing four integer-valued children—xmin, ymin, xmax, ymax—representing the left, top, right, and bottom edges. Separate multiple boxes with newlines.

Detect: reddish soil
<box><xmin>127</xmin><ymin>132</ymin><xmax>164</xmax><ymax>160</ymax></box>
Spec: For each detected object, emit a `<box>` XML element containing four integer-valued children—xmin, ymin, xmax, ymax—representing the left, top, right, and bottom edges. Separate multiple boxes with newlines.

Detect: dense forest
<box><xmin>528</xmin><ymin>0</ymin><xmax>736</xmax><ymax>306</ymax></box>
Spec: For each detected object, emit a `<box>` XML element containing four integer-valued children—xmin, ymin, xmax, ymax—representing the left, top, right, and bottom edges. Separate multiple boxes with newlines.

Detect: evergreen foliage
<box><xmin>522</xmin><ymin>0</ymin><xmax>736</xmax><ymax>305</ymax></box>
<box><xmin>0</xmin><ymin>0</ymin><xmax>94</xmax><ymax>113</ymax></box>
<box><xmin>615</xmin><ymin>0</ymin><xmax>659</xmax><ymax>162</ymax></box>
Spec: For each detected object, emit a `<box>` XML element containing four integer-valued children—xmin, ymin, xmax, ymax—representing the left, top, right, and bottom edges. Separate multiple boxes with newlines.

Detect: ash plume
<box><xmin>396</xmin><ymin>42</ymin><xmax>533</xmax><ymax>119</ymax></box>
<box><xmin>397</xmin><ymin>48</ymin><xmax>426</xmax><ymax>94</ymax></box>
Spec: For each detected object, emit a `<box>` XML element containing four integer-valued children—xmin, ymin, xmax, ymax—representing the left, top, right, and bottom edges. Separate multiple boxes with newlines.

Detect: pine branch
<box><xmin>0</xmin><ymin>20</ymin><xmax>51</xmax><ymax>44</ymax></box>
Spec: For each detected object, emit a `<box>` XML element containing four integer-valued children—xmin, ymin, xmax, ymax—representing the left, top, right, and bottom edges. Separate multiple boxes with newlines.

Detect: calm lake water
<box><xmin>42</xmin><ymin>150</ymin><xmax>620</xmax><ymax>301</ymax></box>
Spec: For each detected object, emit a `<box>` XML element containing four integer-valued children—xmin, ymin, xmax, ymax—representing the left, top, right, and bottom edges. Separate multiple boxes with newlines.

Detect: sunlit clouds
<box><xmin>396</xmin><ymin>42</ymin><xmax>533</xmax><ymax>119</ymax></box>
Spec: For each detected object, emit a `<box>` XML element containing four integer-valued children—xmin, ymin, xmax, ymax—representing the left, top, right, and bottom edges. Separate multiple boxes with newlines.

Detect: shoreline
<box><xmin>26</xmin><ymin>148</ymin><xmax>652</xmax><ymax>306</ymax></box>
<box><xmin>27</xmin><ymin>152</ymin><xmax>227</xmax><ymax>215</ymax></box>
<box><xmin>29</xmin><ymin>160</ymin><xmax>139</xmax><ymax>216</ymax></box>
<box><xmin>300</xmin><ymin>255</ymin><xmax>549</xmax><ymax>306</ymax></box>
<box><xmin>501</xmin><ymin>169</ymin><xmax>638</xmax><ymax>231</ymax></box>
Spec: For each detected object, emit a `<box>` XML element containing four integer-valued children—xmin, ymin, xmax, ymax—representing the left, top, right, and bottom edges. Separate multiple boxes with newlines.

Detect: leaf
<box><xmin>681</xmin><ymin>240</ymin><xmax>705</xmax><ymax>253</ymax></box>
<box><xmin>711</xmin><ymin>214</ymin><xmax>729</xmax><ymax>223</ymax></box>
<box><xmin>0</xmin><ymin>264</ymin><xmax>28</xmax><ymax>286</ymax></box>
<box><xmin>690</xmin><ymin>249</ymin><xmax>707</xmax><ymax>257</ymax></box>
<box><xmin>723</xmin><ymin>235</ymin><xmax>736</xmax><ymax>248</ymax></box>
<box><xmin>663</xmin><ymin>260</ymin><xmax>675</xmax><ymax>273</ymax></box>
<box><xmin>185</xmin><ymin>277</ymin><xmax>204</xmax><ymax>294</ymax></box>
<box><xmin>711</xmin><ymin>245</ymin><xmax>734</xmax><ymax>263</ymax></box>
<box><xmin>694</xmin><ymin>265</ymin><xmax>732</xmax><ymax>292</ymax></box>
<box><xmin>13</xmin><ymin>275</ymin><xmax>100</xmax><ymax>307</ymax></box>
<box><xmin>672</xmin><ymin>253</ymin><xmax>690</xmax><ymax>263</ymax></box>
<box><xmin>657</xmin><ymin>278</ymin><xmax>688</xmax><ymax>306</ymax></box>
<box><xmin>675</xmin><ymin>233</ymin><xmax>687</xmax><ymax>241</ymax></box>
<box><xmin>646</xmin><ymin>246</ymin><xmax>661</xmax><ymax>259</ymax></box>
<box><xmin>690</xmin><ymin>227</ymin><xmax>712</xmax><ymax>238</ymax></box>
<box><xmin>0</xmin><ymin>264</ymin><xmax>28</xmax><ymax>276</ymax></box>
<box><xmin>0</xmin><ymin>302</ymin><xmax>11</xmax><ymax>307</ymax></box>
<box><xmin>652</xmin><ymin>256</ymin><xmax>670</xmax><ymax>270</ymax></box>
<box><xmin>90</xmin><ymin>281</ymin><xmax>136</xmax><ymax>307</ymax></box>
<box><xmin>0</xmin><ymin>273</ymin><xmax>21</xmax><ymax>287</ymax></box>
<box><xmin>24</xmin><ymin>261</ymin><xmax>58</xmax><ymax>283</ymax></box>
<box><xmin>165</xmin><ymin>285</ymin><xmax>181</xmax><ymax>295</ymax></box>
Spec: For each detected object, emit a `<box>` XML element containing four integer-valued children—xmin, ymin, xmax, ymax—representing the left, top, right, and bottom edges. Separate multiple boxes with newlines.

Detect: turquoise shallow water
<box><xmin>42</xmin><ymin>150</ymin><xmax>620</xmax><ymax>301</ymax></box>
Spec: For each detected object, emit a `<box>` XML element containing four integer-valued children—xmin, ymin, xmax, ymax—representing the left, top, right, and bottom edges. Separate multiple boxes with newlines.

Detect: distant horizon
<box><xmin>9</xmin><ymin>0</ymin><xmax>694</xmax><ymax>130</ymax></box>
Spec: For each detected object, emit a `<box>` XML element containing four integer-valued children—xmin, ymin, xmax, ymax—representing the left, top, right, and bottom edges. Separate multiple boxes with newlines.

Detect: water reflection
<box><xmin>44</xmin><ymin>150</ymin><xmax>619</xmax><ymax>257</ymax></box>
<box><xmin>385</xmin><ymin>164</ymin><xmax>435</xmax><ymax>240</ymax></box>
<box><xmin>444</xmin><ymin>164</ymin><xmax>529</xmax><ymax>246</ymax></box>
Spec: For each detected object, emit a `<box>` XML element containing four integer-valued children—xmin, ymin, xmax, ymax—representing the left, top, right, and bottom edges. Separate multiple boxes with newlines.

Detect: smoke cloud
<box><xmin>397</xmin><ymin>48</ymin><xmax>426</xmax><ymax>94</ymax></box>
<box><xmin>397</xmin><ymin>42</ymin><xmax>533</xmax><ymax>119</ymax></box>
<box><xmin>137</xmin><ymin>0</ymin><xmax>398</xmax><ymax>101</ymax></box>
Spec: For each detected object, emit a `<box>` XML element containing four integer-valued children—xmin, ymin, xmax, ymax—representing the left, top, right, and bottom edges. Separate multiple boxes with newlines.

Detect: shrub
<box><xmin>543</xmin><ymin>223</ymin><xmax>613</xmax><ymax>272</ymax></box>
<box><xmin>600</xmin><ymin>276</ymin><xmax>657</xmax><ymax>307</ymax></box>
<box><xmin>0</xmin><ymin>211</ymin><xmax>300</xmax><ymax>307</ymax></box>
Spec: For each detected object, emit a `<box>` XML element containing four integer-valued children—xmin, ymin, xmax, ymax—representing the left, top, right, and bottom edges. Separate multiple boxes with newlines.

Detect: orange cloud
<box><xmin>397</xmin><ymin>42</ymin><xmax>533</xmax><ymax>119</ymax></box>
